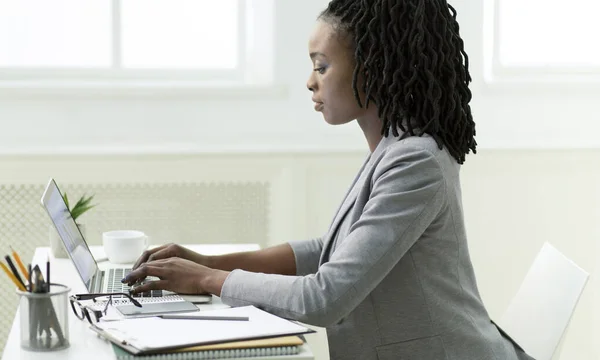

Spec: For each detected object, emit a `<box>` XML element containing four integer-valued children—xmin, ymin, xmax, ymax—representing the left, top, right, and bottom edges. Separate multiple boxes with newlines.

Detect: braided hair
<box><xmin>320</xmin><ymin>0</ymin><xmax>476</xmax><ymax>164</ymax></box>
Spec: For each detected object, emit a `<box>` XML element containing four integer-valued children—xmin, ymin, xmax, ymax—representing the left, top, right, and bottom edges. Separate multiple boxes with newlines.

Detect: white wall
<box><xmin>0</xmin><ymin>1</ymin><xmax>598</xmax><ymax>359</ymax></box>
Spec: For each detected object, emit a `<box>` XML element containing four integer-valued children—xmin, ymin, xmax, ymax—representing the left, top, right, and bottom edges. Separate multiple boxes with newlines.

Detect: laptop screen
<box><xmin>41</xmin><ymin>178</ymin><xmax>98</xmax><ymax>291</ymax></box>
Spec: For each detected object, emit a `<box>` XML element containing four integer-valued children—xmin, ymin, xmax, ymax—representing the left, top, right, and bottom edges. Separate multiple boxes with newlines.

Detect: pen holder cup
<box><xmin>16</xmin><ymin>283</ymin><xmax>71</xmax><ymax>351</ymax></box>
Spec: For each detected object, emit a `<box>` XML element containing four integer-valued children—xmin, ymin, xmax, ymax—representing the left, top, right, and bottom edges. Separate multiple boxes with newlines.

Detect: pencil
<box><xmin>157</xmin><ymin>315</ymin><xmax>250</xmax><ymax>321</ymax></box>
<box><xmin>10</xmin><ymin>246</ymin><xmax>29</xmax><ymax>279</ymax></box>
<box><xmin>0</xmin><ymin>261</ymin><xmax>27</xmax><ymax>291</ymax></box>
<box><xmin>28</xmin><ymin>264</ymin><xmax>32</xmax><ymax>292</ymax></box>
<box><xmin>4</xmin><ymin>255</ymin><xmax>26</xmax><ymax>290</ymax></box>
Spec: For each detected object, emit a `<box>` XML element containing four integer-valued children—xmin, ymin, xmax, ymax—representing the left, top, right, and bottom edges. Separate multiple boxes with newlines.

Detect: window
<box><xmin>487</xmin><ymin>0</ymin><xmax>600</xmax><ymax>81</ymax></box>
<box><xmin>0</xmin><ymin>0</ymin><xmax>274</xmax><ymax>88</ymax></box>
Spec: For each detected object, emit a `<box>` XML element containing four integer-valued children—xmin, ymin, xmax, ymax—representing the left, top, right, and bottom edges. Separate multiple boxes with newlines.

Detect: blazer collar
<box><xmin>319</xmin><ymin>134</ymin><xmax>399</xmax><ymax>264</ymax></box>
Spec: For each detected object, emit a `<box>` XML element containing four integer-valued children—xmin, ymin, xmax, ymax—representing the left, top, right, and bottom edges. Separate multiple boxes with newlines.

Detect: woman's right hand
<box><xmin>132</xmin><ymin>243</ymin><xmax>210</xmax><ymax>270</ymax></box>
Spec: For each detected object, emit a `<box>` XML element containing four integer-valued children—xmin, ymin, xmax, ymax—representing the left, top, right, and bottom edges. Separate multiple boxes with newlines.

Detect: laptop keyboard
<box><xmin>106</xmin><ymin>268</ymin><xmax>163</xmax><ymax>298</ymax></box>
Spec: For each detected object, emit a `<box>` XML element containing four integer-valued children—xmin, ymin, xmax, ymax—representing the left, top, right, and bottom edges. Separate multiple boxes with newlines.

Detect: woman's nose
<box><xmin>306</xmin><ymin>73</ymin><xmax>316</xmax><ymax>92</ymax></box>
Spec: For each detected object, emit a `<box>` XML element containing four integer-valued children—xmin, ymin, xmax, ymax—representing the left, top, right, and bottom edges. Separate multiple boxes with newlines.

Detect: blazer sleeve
<box><xmin>288</xmin><ymin>238</ymin><xmax>323</xmax><ymax>276</ymax></box>
<box><xmin>220</xmin><ymin>146</ymin><xmax>446</xmax><ymax>327</ymax></box>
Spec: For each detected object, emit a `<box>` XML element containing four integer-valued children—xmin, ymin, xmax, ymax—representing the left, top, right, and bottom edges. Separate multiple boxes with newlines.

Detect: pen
<box><xmin>30</xmin><ymin>265</ymin><xmax>47</xmax><ymax>338</ymax></box>
<box><xmin>46</xmin><ymin>256</ymin><xmax>50</xmax><ymax>292</ymax></box>
<box><xmin>157</xmin><ymin>315</ymin><xmax>250</xmax><ymax>321</ymax></box>
<box><xmin>10</xmin><ymin>246</ymin><xmax>29</xmax><ymax>279</ymax></box>
<box><xmin>0</xmin><ymin>261</ymin><xmax>27</xmax><ymax>291</ymax></box>
<box><xmin>5</xmin><ymin>255</ymin><xmax>26</xmax><ymax>290</ymax></box>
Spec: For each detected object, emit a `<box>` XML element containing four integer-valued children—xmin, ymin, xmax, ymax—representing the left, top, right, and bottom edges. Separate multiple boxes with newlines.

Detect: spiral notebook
<box><xmin>91</xmin><ymin>306</ymin><xmax>315</xmax><ymax>356</ymax></box>
<box><xmin>111</xmin><ymin>336</ymin><xmax>304</xmax><ymax>359</ymax></box>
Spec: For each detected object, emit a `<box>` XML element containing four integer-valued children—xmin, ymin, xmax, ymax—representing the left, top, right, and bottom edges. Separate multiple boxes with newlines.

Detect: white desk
<box><xmin>2</xmin><ymin>245</ymin><xmax>314</xmax><ymax>360</ymax></box>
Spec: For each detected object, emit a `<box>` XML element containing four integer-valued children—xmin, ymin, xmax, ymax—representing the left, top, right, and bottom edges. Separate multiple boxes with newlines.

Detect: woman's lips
<box><xmin>314</xmin><ymin>102</ymin><xmax>324</xmax><ymax>111</ymax></box>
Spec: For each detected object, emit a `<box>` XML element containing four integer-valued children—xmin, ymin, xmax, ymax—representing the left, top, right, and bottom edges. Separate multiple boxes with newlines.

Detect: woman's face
<box><xmin>307</xmin><ymin>20</ymin><xmax>367</xmax><ymax>125</ymax></box>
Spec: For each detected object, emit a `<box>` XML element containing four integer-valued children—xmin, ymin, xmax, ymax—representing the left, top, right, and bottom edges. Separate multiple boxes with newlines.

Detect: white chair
<box><xmin>497</xmin><ymin>242</ymin><xmax>589</xmax><ymax>360</ymax></box>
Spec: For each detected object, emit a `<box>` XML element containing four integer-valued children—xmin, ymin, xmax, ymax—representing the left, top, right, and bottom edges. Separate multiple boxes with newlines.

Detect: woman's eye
<box><xmin>314</xmin><ymin>67</ymin><xmax>326</xmax><ymax>74</ymax></box>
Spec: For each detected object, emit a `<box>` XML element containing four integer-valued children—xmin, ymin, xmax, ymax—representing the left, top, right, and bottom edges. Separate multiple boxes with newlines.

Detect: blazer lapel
<box><xmin>319</xmin><ymin>135</ymin><xmax>396</xmax><ymax>265</ymax></box>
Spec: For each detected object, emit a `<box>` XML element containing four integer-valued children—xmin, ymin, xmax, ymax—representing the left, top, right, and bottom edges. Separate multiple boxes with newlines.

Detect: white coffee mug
<box><xmin>102</xmin><ymin>230</ymin><xmax>149</xmax><ymax>264</ymax></box>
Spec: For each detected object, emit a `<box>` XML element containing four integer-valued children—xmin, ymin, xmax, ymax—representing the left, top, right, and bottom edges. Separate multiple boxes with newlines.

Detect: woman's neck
<box><xmin>356</xmin><ymin>106</ymin><xmax>383</xmax><ymax>153</ymax></box>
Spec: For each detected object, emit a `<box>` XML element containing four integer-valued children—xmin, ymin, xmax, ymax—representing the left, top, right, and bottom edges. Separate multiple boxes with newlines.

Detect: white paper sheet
<box><xmin>92</xmin><ymin>305</ymin><xmax>310</xmax><ymax>351</ymax></box>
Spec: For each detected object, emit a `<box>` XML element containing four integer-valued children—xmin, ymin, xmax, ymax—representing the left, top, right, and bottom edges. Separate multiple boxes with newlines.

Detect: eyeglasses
<box><xmin>69</xmin><ymin>292</ymin><xmax>142</xmax><ymax>324</ymax></box>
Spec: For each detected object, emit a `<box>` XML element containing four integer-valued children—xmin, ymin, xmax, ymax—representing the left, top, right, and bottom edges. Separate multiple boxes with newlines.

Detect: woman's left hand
<box><xmin>122</xmin><ymin>257</ymin><xmax>230</xmax><ymax>296</ymax></box>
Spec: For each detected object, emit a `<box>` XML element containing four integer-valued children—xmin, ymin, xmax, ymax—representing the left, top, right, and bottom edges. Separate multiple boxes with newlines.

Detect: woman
<box><xmin>124</xmin><ymin>1</ymin><xmax>534</xmax><ymax>359</ymax></box>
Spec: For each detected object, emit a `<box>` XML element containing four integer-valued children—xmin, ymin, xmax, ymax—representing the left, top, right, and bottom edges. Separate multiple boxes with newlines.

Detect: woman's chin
<box><xmin>321</xmin><ymin>112</ymin><xmax>338</xmax><ymax>125</ymax></box>
<box><xmin>323</xmin><ymin>115</ymin><xmax>350</xmax><ymax>126</ymax></box>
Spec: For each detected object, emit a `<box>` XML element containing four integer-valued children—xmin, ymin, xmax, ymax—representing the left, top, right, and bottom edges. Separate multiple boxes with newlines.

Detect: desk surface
<box><xmin>2</xmin><ymin>244</ymin><xmax>314</xmax><ymax>360</ymax></box>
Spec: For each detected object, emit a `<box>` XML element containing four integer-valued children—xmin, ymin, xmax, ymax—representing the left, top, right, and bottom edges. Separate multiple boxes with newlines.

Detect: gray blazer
<box><xmin>221</xmin><ymin>133</ymin><xmax>534</xmax><ymax>360</ymax></box>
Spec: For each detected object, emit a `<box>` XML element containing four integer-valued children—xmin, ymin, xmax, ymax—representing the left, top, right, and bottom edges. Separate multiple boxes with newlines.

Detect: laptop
<box><xmin>41</xmin><ymin>178</ymin><xmax>211</xmax><ymax>304</ymax></box>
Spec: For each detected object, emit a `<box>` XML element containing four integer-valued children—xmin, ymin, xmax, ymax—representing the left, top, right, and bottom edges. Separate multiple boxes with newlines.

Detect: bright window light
<box><xmin>0</xmin><ymin>0</ymin><xmax>239</xmax><ymax>70</ymax></box>
<box><xmin>121</xmin><ymin>0</ymin><xmax>238</xmax><ymax>69</ymax></box>
<box><xmin>0</xmin><ymin>0</ymin><xmax>112</xmax><ymax>67</ymax></box>
<box><xmin>498</xmin><ymin>0</ymin><xmax>600</xmax><ymax>67</ymax></box>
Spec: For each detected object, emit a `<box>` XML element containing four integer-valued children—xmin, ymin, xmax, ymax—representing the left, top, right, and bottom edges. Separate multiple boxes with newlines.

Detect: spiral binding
<box><xmin>115</xmin><ymin>345</ymin><xmax>301</xmax><ymax>359</ymax></box>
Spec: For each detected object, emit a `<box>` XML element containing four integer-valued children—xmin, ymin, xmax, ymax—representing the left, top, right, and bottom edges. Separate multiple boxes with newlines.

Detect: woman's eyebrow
<box><xmin>310</xmin><ymin>51</ymin><xmax>327</xmax><ymax>60</ymax></box>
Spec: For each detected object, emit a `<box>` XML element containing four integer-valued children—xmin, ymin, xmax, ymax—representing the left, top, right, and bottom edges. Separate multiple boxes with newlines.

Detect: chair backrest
<box><xmin>498</xmin><ymin>242</ymin><xmax>589</xmax><ymax>360</ymax></box>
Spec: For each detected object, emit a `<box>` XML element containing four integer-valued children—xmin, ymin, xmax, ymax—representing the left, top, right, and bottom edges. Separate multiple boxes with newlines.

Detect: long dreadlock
<box><xmin>320</xmin><ymin>0</ymin><xmax>476</xmax><ymax>164</ymax></box>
